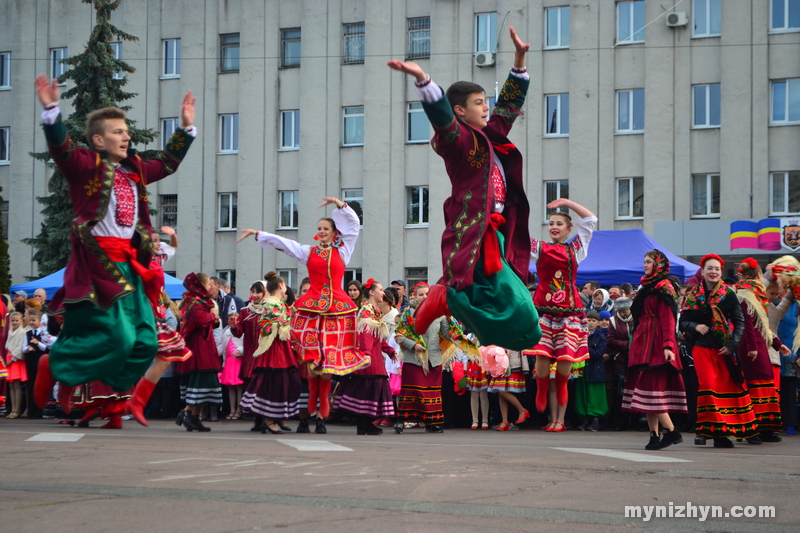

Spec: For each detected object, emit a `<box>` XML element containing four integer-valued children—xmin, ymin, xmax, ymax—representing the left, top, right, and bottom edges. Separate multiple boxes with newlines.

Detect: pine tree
<box><xmin>23</xmin><ymin>0</ymin><xmax>158</xmax><ymax>277</ymax></box>
<box><xmin>0</xmin><ymin>186</ymin><xmax>11</xmax><ymax>294</ymax></box>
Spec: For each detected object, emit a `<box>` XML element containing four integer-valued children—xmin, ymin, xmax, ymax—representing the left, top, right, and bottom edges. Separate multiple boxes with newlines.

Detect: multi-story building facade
<box><xmin>1</xmin><ymin>0</ymin><xmax>799</xmax><ymax>293</ymax></box>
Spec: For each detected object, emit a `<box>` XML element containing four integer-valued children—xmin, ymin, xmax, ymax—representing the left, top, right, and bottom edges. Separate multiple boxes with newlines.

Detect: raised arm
<box><xmin>548</xmin><ymin>198</ymin><xmax>595</xmax><ymax>220</ymax></box>
<box><xmin>237</xmin><ymin>228</ymin><xmax>311</xmax><ymax>265</ymax></box>
<box><xmin>324</xmin><ymin>197</ymin><xmax>360</xmax><ymax>265</ymax></box>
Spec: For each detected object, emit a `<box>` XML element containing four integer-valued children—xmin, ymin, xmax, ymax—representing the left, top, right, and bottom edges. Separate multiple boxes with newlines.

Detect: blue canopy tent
<box><xmin>11</xmin><ymin>268</ymin><xmax>186</xmax><ymax>301</ymax></box>
<box><xmin>529</xmin><ymin>229</ymin><xmax>700</xmax><ymax>286</ymax></box>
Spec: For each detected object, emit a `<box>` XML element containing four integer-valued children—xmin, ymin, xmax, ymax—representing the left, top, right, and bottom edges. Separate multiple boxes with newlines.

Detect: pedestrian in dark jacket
<box><xmin>606</xmin><ymin>297</ymin><xmax>634</xmax><ymax>430</ymax></box>
<box><xmin>575</xmin><ymin>310</ymin><xmax>609</xmax><ymax>431</ymax></box>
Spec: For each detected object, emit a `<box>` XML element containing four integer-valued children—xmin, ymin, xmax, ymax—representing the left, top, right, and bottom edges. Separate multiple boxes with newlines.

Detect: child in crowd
<box><xmin>5</xmin><ymin>312</ymin><xmax>29</xmax><ymax>418</ymax></box>
<box><xmin>23</xmin><ymin>309</ymin><xmax>55</xmax><ymax>418</ymax></box>
<box><xmin>575</xmin><ymin>311</ymin><xmax>609</xmax><ymax>431</ymax></box>
<box><xmin>218</xmin><ymin>317</ymin><xmax>244</xmax><ymax>419</ymax></box>
<box><xmin>488</xmin><ymin>349</ymin><xmax>530</xmax><ymax>431</ymax></box>
<box><xmin>466</xmin><ymin>354</ymin><xmax>489</xmax><ymax>430</ymax></box>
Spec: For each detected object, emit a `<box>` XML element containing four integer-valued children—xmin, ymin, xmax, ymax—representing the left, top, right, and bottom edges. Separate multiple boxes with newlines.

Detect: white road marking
<box><xmin>150</xmin><ymin>473</ymin><xmax>231</xmax><ymax>481</ymax></box>
<box><xmin>27</xmin><ymin>433</ymin><xmax>85</xmax><ymax>442</ymax></box>
<box><xmin>277</xmin><ymin>439</ymin><xmax>353</xmax><ymax>452</ymax></box>
<box><xmin>552</xmin><ymin>447</ymin><xmax>692</xmax><ymax>463</ymax></box>
<box><xmin>149</xmin><ymin>458</ymin><xmax>221</xmax><ymax>464</ymax></box>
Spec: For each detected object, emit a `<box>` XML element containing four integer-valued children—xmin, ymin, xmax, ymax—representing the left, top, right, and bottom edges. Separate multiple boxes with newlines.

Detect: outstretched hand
<box><xmin>509</xmin><ymin>26</ymin><xmax>530</xmax><ymax>69</ymax></box>
<box><xmin>237</xmin><ymin>229</ymin><xmax>258</xmax><ymax>243</ymax></box>
<box><xmin>546</xmin><ymin>198</ymin><xmax>570</xmax><ymax>210</ymax></box>
<box><xmin>180</xmin><ymin>91</ymin><xmax>196</xmax><ymax>128</ymax></box>
<box><xmin>160</xmin><ymin>226</ymin><xmax>176</xmax><ymax>236</ymax></box>
<box><xmin>387</xmin><ymin>60</ymin><xmax>428</xmax><ymax>83</ymax></box>
<box><xmin>319</xmin><ymin>196</ymin><xmax>344</xmax><ymax>209</ymax></box>
<box><xmin>35</xmin><ymin>74</ymin><xmax>59</xmax><ymax>107</ymax></box>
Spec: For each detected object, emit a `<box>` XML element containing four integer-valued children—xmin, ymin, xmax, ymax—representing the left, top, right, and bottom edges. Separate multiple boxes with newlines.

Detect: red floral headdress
<box><xmin>363</xmin><ymin>278</ymin><xmax>375</xmax><ymax>289</ymax></box>
<box><xmin>700</xmin><ymin>253</ymin><xmax>725</xmax><ymax>269</ymax></box>
<box><xmin>412</xmin><ymin>282</ymin><xmax>430</xmax><ymax>295</ymax></box>
<box><xmin>737</xmin><ymin>257</ymin><xmax>760</xmax><ymax>272</ymax></box>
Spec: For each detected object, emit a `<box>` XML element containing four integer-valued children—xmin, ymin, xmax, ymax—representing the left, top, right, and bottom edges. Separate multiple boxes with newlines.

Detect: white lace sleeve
<box><xmin>332</xmin><ymin>204</ymin><xmax>360</xmax><ymax>265</ymax></box>
<box><xmin>255</xmin><ymin>232</ymin><xmax>311</xmax><ymax>265</ymax></box>
<box><xmin>529</xmin><ymin>238</ymin><xmax>542</xmax><ymax>263</ymax></box>
<box><xmin>571</xmin><ymin>216</ymin><xmax>598</xmax><ymax>265</ymax></box>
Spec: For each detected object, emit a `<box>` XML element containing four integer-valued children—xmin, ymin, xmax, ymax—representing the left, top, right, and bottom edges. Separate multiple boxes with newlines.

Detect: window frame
<box><xmin>769</xmin><ymin>171</ymin><xmax>800</xmax><ymax>216</ymax></box>
<box><xmin>220</xmin><ymin>33</ymin><xmax>240</xmax><ymax>72</ymax></box>
<box><xmin>218</xmin><ymin>192</ymin><xmax>238</xmax><ymax>231</ymax></box>
<box><xmin>616</xmin><ymin>177</ymin><xmax>644</xmax><ymax>220</ymax></box>
<box><xmin>616</xmin><ymin>0</ymin><xmax>646</xmax><ymax>45</ymax></box>
<box><xmin>342</xmin><ymin>106</ymin><xmax>365</xmax><ymax>147</ymax></box>
<box><xmin>616</xmin><ymin>89</ymin><xmax>645</xmax><ymax>134</ymax></box>
<box><xmin>109</xmin><ymin>42</ymin><xmax>123</xmax><ymax>80</ymax></box>
<box><xmin>281</xmin><ymin>28</ymin><xmax>301</xmax><ymax>68</ymax></box>
<box><xmin>543</xmin><ymin>180</ymin><xmax>569</xmax><ymax>223</ymax></box>
<box><xmin>475</xmin><ymin>12</ymin><xmax>498</xmax><ymax>54</ymax></box>
<box><xmin>159</xmin><ymin>193</ymin><xmax>178</xmax><ymax>228</ymax></box>
<box><xmin>0</xmin><ymin>52</ymin><xmax>10</xmax><ymax>89</ymax></box>
<box><xmin>691</xmin><ymin>173</ymin><xmax>721</xmax><ymax>218</ymax></box>
<box><xmin>0</xmin><ymin>127</ymin><xmax>9</xmax><ymax>164</ymax></box>
<box><xmin>692</xmin><ymin>0</ymin><xmax>722</xmax><ymax>38</ymax></box>
<box><xmin>1</xmin><ymin>200</ymin><xmax>8</xmax><ymax>240</ymax></box>
<box><xmin>278</xmin><ymin>190</ymin><xmax>299</xmax><ymax>229</ymax></box>
<box><xmin>407</xmin><ymin>17</ymin><xmax>431</xmax><ymax>59</ymax></box>
<box><xmin>544</xmin><ymin>6</ymin><xmax>570</xmax><ymax>49</ymax></box>
<box><xmin>219</xmin><ymin>113</ymin><xmax>239</xmax><ymax>153</ymax></box>
<box><xmin>406</xmin><ymin>186</ymin><xmax>429</xmax><ymax>227</ymax></box>
<box><xmin>544</xmin><ymin>93</ymin><xmax>570</xmax><ymax>137</ymax></box>
<box><xmin>342</xmin><ymin>189</ymin><xmax>364</xmax><ymax>226</ymax></box>
<box><xmin>280</xmin><ymin>110</ymin><xmax>300</xmax><ymax>151</ymax></box>
<box><xmin>161</xmin><ymin>118</ymin><xmax>179</xmax><ymax>150</ymax></box>
<box><xmin>692</xmin><ymin>83</ymin><xmax>721</xmax><ymax>129</ymax></box>
<box><xmin>343</xmin><ymin>268</ymin><xmax>362</xmax><ymax>288</ymax></box>
<box><xmin>343</xmin><ymin>22</ymin><xmax>365</xmax><ymax>65</ymax></box>
<box><xmin>216</xmin><ymin>270</ymin><xmax>236</xmax><ymax>297</ymax></box>
<box><xmin>771</xmin><ymin>78</ymin><xmax>800</xmax><ymax>125</ymax></box>
<box><xmin>770</xmin><ymin>0</ymin><xmax>800</xmax><ymax>33</ymax></box>
<box><xmin>162</xmin><ymin>38</ymin><xmax>181</xmax><ymax>78</ymax></box>
<box><xmin>277</xmin><ymin>269</ymin><xmax>296</xmax><ymax>292</ymax></box>
<box><xmin>51</xmin><ymin>47</ymin><xmax>68</xmax><ymax>83</ymax></box>
<box><xmin>407</xmin><ymin>102</ymin><xmax>430</xmax><ymax>144</ymax></box>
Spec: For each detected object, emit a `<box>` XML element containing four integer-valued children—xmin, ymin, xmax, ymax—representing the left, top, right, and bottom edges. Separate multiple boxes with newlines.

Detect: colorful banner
<box><xmin>730</xmin><ymin>218</ymin><xmax>794</xmax><ymax>251</ymax></box>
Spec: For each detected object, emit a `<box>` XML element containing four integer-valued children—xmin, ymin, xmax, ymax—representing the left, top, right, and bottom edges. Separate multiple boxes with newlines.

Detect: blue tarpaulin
<box><xmin>10</xmin><ymin>268</ymin><xmax>186</xmax><ymax>301</ymax></box>
<box><xmin>529</xmin><ymin>229</ymin><xmax>700</xmax><ymax>286</ymax></box>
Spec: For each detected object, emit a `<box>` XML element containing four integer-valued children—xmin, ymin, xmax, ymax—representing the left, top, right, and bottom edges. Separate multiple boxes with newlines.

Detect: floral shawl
<box><xmin>735</xmin><ymin>279</ymin><xmax>773</xmax><ymax>345</ymax></box>
<box><xmin>253</xmin><ymin>295</ymin><xmax>292</xmax><ymax>357</ymax></box>
<box><xmin>682</xmin><ymin>280</ymin><xmax>736</xmax><ymax>346</ymax></box>
<box><xmin>357</xmin><ymin>301</ymin><xmax>389</xmax><ymax>340</ymax></box>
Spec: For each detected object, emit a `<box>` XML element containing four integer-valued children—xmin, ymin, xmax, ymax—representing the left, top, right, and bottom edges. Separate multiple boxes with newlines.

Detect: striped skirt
<box><xmin>240</xmin><ymin>367</ymin><xmax>302</xmax><ymax>419</ymax></box>
<box><xmin>291</xmin><ymin>310</ymin><xmax>370</xmax><ymax>376</ymax></box>
<box><xmin>333</xmin><ymin>375</ymin><xmax>395</xmax><ymax>418</ymax></box>
<box><xmin>180</xmin><ymin>371</ymin><xmax>223</xmax><ymax>406</ymax></box>
<box><xmin>397</xmin><ymin>364</ymin><xmax>444</xmax><ymax>426</ymax></box>
<box><xmin>155</xmin><ymin>318</ymin><xmax>193</xmax><ymax>363</ymax></box>
<box><xmin>487</xmin><ymin>370</ymin><xmax>526</xmax><ymax>393</ymax></box>
<box><xmin>747</xmin><ymin>379</ymin><xmax>782</xmax><ymax>432</ymax></box>
<box><xmin>527</xmin><ymin>313</ymin><xmax>589</xmax><ymax>363</ymax></box>
<box><xmin>622</xmin><ymin>365</ymin><xmax>688</xmax><ymax>414</ymax></box>
<box><xmin>466</xmin><ymin>361</ymin><xmax>489</xmax><ymax>391</ymax></box>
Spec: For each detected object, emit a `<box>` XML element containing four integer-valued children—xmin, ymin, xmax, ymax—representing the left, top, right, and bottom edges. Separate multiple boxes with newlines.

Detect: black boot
<box><xmin>175</xmin><ymin>409</ymin><xmax>188</xmax><ymax>427</ymax></box>
<box><xmin>654</xmin><ymin>429</ymin><xmax>683</xmax><ymax>449</ymax></box>
<box><xmin>713</xmin><ymin>437</ymin><xmax>733</xmax><ymax>448</ymax></box>
<box><xmin>394</xmin><ymin>421</ymin><xmax>404</xmax><ymax>434</ymax></box>
<box><xmin>315</xmin><ymin>417</ymin><xmax>327</xmax><ymax>434</ymax></box>
<box><xmin>250</xmin><ymin>416</ymin><xmax>265</xmax><ymax>432</ymax></box>
<box><xmin>645</xmin><ymin>431</ymin><xmax>662</xmax><ymax>450</ymax></box>
<box><xmin>296</xmin><ymin>417</ymin><xmax>310</xmax><ymax>433</ymax></box>
<box><xmin>357</xmin><ymin>417</ymin><xmax>382</xmax><ymax>435</ymax></box>
<box><xmin>760</xmin><ymin>431</ymin><xmax>782</xmax><ymax>442</ymax></box>
<box><xmin>186</xmin><ymin>413</ymin><xmax>211</xmax><ymax>432</ymax></box>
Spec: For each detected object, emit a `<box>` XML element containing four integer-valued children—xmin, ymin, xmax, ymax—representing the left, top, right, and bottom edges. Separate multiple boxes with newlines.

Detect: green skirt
<box><xmin>574</xmin><ymin>376</ymin><xmax>609</xmax><ymax>418</ymax></box>
<box><xmin>447</xmin><ymin>233</ymin><xmax>541</xmax><ymax>351</ymax></box>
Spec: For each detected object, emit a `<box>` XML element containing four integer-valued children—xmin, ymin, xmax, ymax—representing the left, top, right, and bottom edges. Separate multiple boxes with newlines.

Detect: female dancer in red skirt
<box><xmin>333</xmin><ymin>278</ymin><xmax>396</xmax><ymax>435</ymax></box>
<box><xmin>680</xmin><ymin>254</ymin><xmax>757</xmax><ymax>448</ymax></box>
<box><xmin>735</xmin><ymin>258</ymin><xmax>791</xmax><ymax>442</ymax></box>
<box><xmin>528</xmin><ymin>199</ymin><xmax>597</xmax><ymax>424</ymax></box>
<box><xmin>622</xmin><ymin>250</ymin><xmax>687</xmax><ymax>450</ymax></box>
<box><xmin>238</xmin><ymin>197</ymin><xmax>368</xmax><ymax>433</ymax></box>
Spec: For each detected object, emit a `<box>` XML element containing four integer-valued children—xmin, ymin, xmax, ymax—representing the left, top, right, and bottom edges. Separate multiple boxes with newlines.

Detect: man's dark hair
<box><xmin>446</xmin><ymin>81</ymin><xmax>486</xmax><ymax>112</ymax></box>
<box><xmin>619</xmin><ymin>282</ymin><xmax>634</xmax><ymax>295</ymax></box>
<box><xmin>587</xmin><ymin>280</ymin><xmax>600</xmax><ymax>291</ymax></box>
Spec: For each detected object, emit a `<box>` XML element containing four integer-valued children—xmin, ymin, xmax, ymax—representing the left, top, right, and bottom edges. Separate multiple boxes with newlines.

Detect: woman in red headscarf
<box><xmin>735</xmin><ymin>258</ymin><xmax>791</xmax><ymax>443</ymax></box>
<box><xmin>622</xmin><ymin>250</ymin><xmax>687</xmax><ymax>450</ymax></box>
<box><xmin>680</xmin><ymin>254</ymin><xmax>757</xmax><ymax>448</ymax></box>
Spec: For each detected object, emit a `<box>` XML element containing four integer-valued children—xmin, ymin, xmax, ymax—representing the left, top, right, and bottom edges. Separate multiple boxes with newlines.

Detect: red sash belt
<box><xmin>95</xmin><ymin>236</ymin><xmax>162</xmax><ymax>306</ymax></box>
<box><xmin>482</xmin><ymin>213</ymin><xmax>506</xmax><ymax>277</ymax></box>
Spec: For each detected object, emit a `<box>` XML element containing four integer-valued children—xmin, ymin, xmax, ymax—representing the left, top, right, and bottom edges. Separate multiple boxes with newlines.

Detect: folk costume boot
<box><xmin>101</xmin><ymin>401</ymin><xmax>125</xmax><ymax>429</ymax></box>
<box><xmin>34</xmin><ymin>355</ymin><xmax>57</xmax><ymax>409</ymax></box>
<box><xmin>57</xmin><ymin>384</ymin><xmax>76</xmax><ymax>414</ymax></box>
<box><xmin>645</xmin><ymin>431</ymin><xmax>662</xmax><ymax>450</ymax></box>
<box><xmin>535</xmin><ymin>377</ymin><xmax>550</xmax><ymax>413</ymax></box>
<box><xmin>307</xmin><ymin>376</ymin><xmax>320</xmax><ymax>414</ymax></box>
<box><xmin>77</xmin><ymin>406</ymin><xmax>101</xmax><ymax>428</ymax></box>
<box><xmin>126</xmin><ymin>378</ymin><xmax>157</xmax><ymax>427</ymax></box>
<box><xmin>413</xmin><ymin>283</ymin><xmax>450</xmax><ymax>335</ymax></box>
<box><xmin>554</xmin><ymin>372</ymin><xmax>570</xmax><ymax>407</ymax></box>
<box><xmin>318</xmin><ymin>378</ymin><xmax>332</xmax><ymax>419</ymax></box>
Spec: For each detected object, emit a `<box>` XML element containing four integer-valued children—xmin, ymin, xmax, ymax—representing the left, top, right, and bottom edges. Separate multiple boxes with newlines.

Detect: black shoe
<box><xmin>315</xmin><ymin>418</ymin><xmax>327</xmax><ymax>434</ymax></box>
<box><xmin>713</xmin><ymin>438</ymin><xmax>733</xmax><ymax>448</ymax></box>
<box><xmin>425</xmin><ymin>425</ymin><xmax>444</xmax><ymax>433</ymax></box>
<box><xmin>278</xmin><ymin>422</ymin><xmax>292</xmax><ymax>433</ymax></box>
<box><xmin>186</xmin><ymin>414</ymin><xmax>211</xmax><ymax>433</ymax></box>
<box><xmin>357</xmin><ymin>419</ymin><xmax>383</xmax><ymax>435</ymax></box>
<box><xmin>760</xmin><ymin>431</ymin><xmax>782</xmax><ymax>442</ymax></box>
<box><xmin>645</xmin><ymin>431</ymin><xmax>662</xmax><ymax>450</ymax></box>
<box><xmin>296</xmin><ymin>418</ymin><xmax>310</xmax><ymax>433</ymax></box>
<box><xmin>694</xmin><ymin>435</ymin><xmax>707</xmax><ymax>445</ymax></box>
<box><xmin>367</xmin><ymin>422</ymin><xmax>383</xmax><ymax>435</ymax></box>
<box><xmin>261</xmin><ymin>423</ymin><xmax>284</xmax><ymax>435</ymax></box>
<box><xmin>175</xmin><ymin>410</ymin><xmax>187</xmax><ymax>427</ymax></box>
<box><xmin>394</xmin><ymin>422</ymin><xmax>403</xmax><ymax>434</ymax></box>
<box><xmin>745</xmin><ymin>436</ymin><xmax>763</xmax><ymax>444</ymax></box>
<box><xmin>654</xmin><ymin>429</ymin><xmax>683</xmax><ymax>449</ymax></box>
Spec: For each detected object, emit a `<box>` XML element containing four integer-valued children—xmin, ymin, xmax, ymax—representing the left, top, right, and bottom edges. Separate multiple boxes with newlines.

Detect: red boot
<box><xmin>126</xmin><ymin>379</ymin><xmax>157</xmax><ymax>427</ymax></box>
<box><xmin>535</xmin><ymin>377</ymin><xmax>550</xmax><ymax>413</ymax></box>
<box><xmin>555</xmin><ymin>372</ymin><xmax>569</xmax><ymax>407</ymax></box>
<box><xmin>57</xmin><ymin>384</ymin><xmax>76</xmax><ymax>414</ymax></box>
<box><xmin>101</xmin><ymin>400</ymin><xmax>124</xmax><ymax>429</ymax></box>
<box><xmin>77</xmin><ymin>406</ymin><xmax>101</xmax><ymax>428</ymax></box>
<box><xmin>413</xmin><ymin>283</ymin><xmax>450</xmax><ymax>335</ymax></box>
<box><xmin>34</xmin><ymin>355</ymin><xmax>57</xmax><ymax>409</ymax></box>
<box><xmin>307</xmin><ymin>375</ymin><xmax>319</xmax><ymax>414</ymax></box>
<box><xmin>318</xmin><ymin>378</ymin><xmax>332</xmax><ymax>419</ymax></box>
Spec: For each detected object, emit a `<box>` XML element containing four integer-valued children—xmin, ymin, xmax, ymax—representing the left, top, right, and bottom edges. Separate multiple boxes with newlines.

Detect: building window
<box><xmin>280</xmin><ymin>110</ymin><xmax>300</xmax><ymax>150</ymax></box>
<box><xmin>109</xmin><ymin>42</ymin><xmax>122</xmax><ymax>80</ymax></box>
<box><xmin>343</xmin><ymin>23</ymin><xmax>365</xmax><ymax>64</ymax></box>
<box><xmin>160</xmin><ymin>194</ymin><xmax>178</xmax><ymax>227</ymax></box>
<box><xmin>616</xmin><ymin>177</ymin><xmax>644</xmax><ymax>219</ymax></box>
<box><xmin>475</xmin><ymin>12</ymin><xmax>497</xmax><ymax>53</ymax></box>
<box><xmin>277</xmin><ymin>269</ymin><xmax>296</xmax><ymax>292</ymax></box>
<box><xmin>279</xmin><ymin>191</ymin><xmax>299</xmax><ymax>229</ymax></box>
<box><xmin>281</xmin><ymin>28</ymin><xmax>301</xmax><ymax>68</ymax></box>
<box><xmin>617</xmin><ymin>89</ymin><xmax>645</xmax><ymax>133</ymax></box>
<box><xmin>693</xmin><ymin>0</ymin><xmax>721</xmax><ymax>37</ymax></box>
<box><xmin>219</xmin><ymin>114</ymin><xmax>239</xmax><ymax>152</ymax></box>
<box><xmin>220</xmin><ymin>33</ymin><xmax>240</xmax><ymax>72</ymax></box>
<box><xmin>545</xmin><ymin>6</ymin><xmax>570</xmax><ymax>49</ymax></box>
<box><xmin>162</xmin><ymin>38</ymin><xmax>181</xmax><ymax>77</ymax></box>
<box><xmin>406</xmin><ymin>267</ymin><xmax>429</xmax><ymax>288</ymax></box>
<box><xmin>0</xmin><ymin>127</ymin><xmax>8</xmax><ymax>163</ymax></box>
<box><xmin>407</xmin><ymin>102</ymin><xmax>430</xmax><ymax>143</ymax></box>
<box><xmin>161</xmin><ymin>118</ymin><xmax>178</xmax><ymax>149</ymax></box>
<box><xmin>407</xmin><ymin>186</ymin><xmax>429</xmax><ymax>226</ymax></box>
<box><xmin>218</xmin><ymin>193</ymin><xmax>238</xmax><ymax>230</ymax></box>
<box><xmin>344</xmin><ymin>268</ymin><xmax>362</xmax><ymax>288</ymax></box>
<box><xmin>545</xmin><ymin>94</ymin><xmax>569</xmax><ymax>136</ymax></box>
<box><xmin>487</xmin><ymin>96</ymin><xmax>496</xmax><ymax>115</ymax></box>
<box><xmin>343</xmin><ymin>106</ymin><xmax>364</xmax><ymax>146</ymax></box>
<box><xmin>407</xmin><ymin>17</ymin><xmax>430</xmax><ymax>59</ymax></box>
<box><xmin>617</xmin><ymin>1</ymin><xmax>646</xmax><ymax>44</ymax></box>
<box><xmin>691</xmin><ymin>174</ymin><xmax>720</xmax><ymax>218</ymax></box>
<box><xmin>693</xmin><ymin>84</ymin><xmax>720</xmax><ymax>128</ymax></box>
<box><xmin>1</xmin><ymin>201</ymin><xmax>8</xmax><ymax>240</ymax></box>
<box><xmin>343</xmin><ymin>189</ymin><xmax>364</xmax><ymax>225</ymax></box>
<box><xmin>216</xmin><ymin>270</ymin><xmax>236</xmax><ymax>296</ymax></box>
<box><xmin>770</xmin><ymin>171</ymin><xmax>800</xmax><ymax>215</ymax></box>
<box><xmin>771</xmin><ymin>79</ymin><xmax>800</xmax><ymax>125</ymax></box>
<box><xmin>51</xmin><ymin>47</ymin><xmax>68</xmax><ymax>81</ymax></box>
<box><xmin>0</xmin><ymin>52</ymin><xmax>10</xmax><ymax>88</ymax></box>
<box><xmin>771</xmin><ymin>0</ymin><xmax>800</xmax><ymax>32</ymax></box>
<box><xmin>544</xmin><ymin>180</ymin><xmax>569</xmax><ymax>222</ymax></box>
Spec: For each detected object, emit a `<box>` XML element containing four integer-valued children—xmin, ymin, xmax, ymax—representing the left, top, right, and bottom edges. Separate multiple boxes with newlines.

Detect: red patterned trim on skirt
<box><xmin>291</xmin><ymin>309</ymin><xmax>370</xmax><ymax>376</ymax></box>
<box><xmin>487</xmin><ymin>370</ymin><xmax>527</xmax><ymax>393</ymax></box>
<box><xmin>747</xmin><ymin>379</ymin><xmax>782</xmax><ymax>432</ymax></box>
<box><xmin>528</xmin><ymin>313</ymin><xmax>589</xmax><ymax>362</ymax></box>
<box><xmin>622</xmin><ymin>366</ymin><xmax>688</xmax><ymax>413</ymax></box>
<box><xmin>155</xmin><ymin>319</ymin><xmax>192</xmax><ymax>362</ymax></box>
<box><xmin>397</xmin><ymin>364</ymin><xmax>444</xmax><ymax>425</ymax></box>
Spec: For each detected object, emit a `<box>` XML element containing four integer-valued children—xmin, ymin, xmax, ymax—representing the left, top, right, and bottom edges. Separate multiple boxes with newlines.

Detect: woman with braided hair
<box><xmin>679</xmin><ymin>254</ymin><xmax>757</xmax><ymax>448</ymax></box>
<box><xmin>735</xmin><ymin>257</ymin><xmax>791</xmax><ymax>443</ymax></box>
<box><xmin>622</xmin><ymin>250</ymin><xmax>686</xmax><ymax>450</ymax></box>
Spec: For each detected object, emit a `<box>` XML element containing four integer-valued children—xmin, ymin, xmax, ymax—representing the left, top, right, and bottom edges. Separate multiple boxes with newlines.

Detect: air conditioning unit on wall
<box><xmin>666</xmin><ymin>12</ymin><xmax>688</xmax><ymax>27</ymax></box>
<box><xmin>474</xmin><ymin>52</ymin><xmax>495</xmax><ymax>67</ymax></box>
